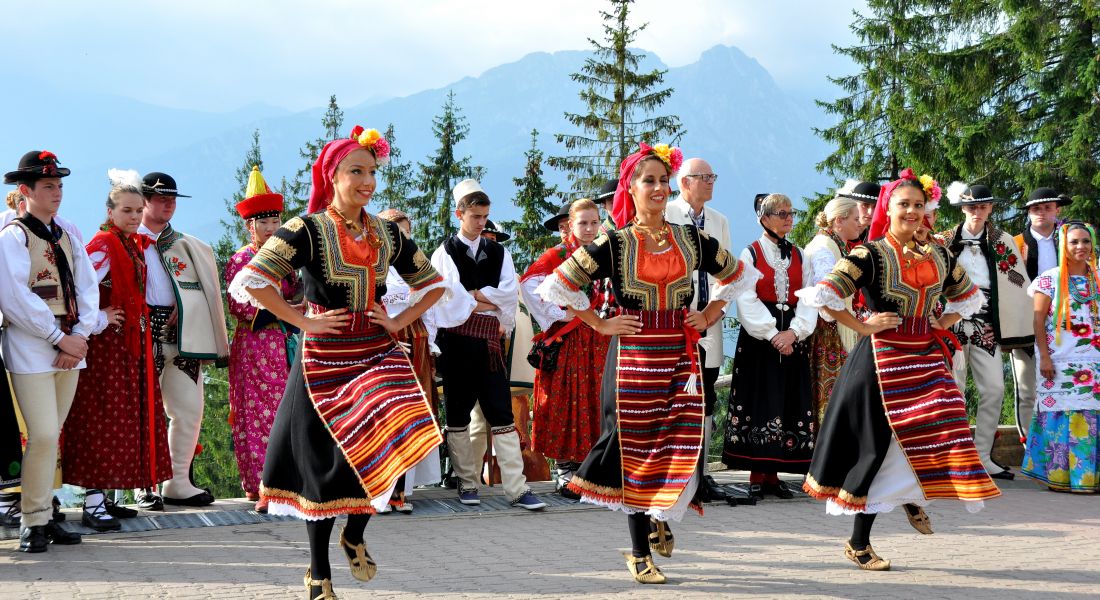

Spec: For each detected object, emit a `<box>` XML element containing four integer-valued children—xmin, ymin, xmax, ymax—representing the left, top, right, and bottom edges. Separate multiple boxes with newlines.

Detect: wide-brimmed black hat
<box><xmin>1024</xmin><ymin>187</ymin><xmax>1072</xmax><ymax>209</ymax></box>
<box><xmin>4</xmin><ymin>150</ymin><xmax>71</xmax><ymax>184</ymax></box>
<box><xmin>544</xmin><ymin>202</ymin><xmax>571</xmax><ymax>232</ymax></box>
<box><xmin>483</xmin><ymin>219</ymin><xmax>511</xmax><ymax>242</ymax></box>
<box><xmin>594</xmin><ymin>180</ymin><xmax>617</xmax><ymax>204</ymax></box>
<box><xmin>947</xmin><ymin>182</ymin><xmax>1005</xmax><ymax>205</ymax></box>
<box><xmin>838</xmin><ymin>180</ymin><xmax>880</xmax><ymax>204</ymax></box>
<box><xmin>142</xmin><ymin>172</ymin><xmax>191</xmax><ymax>198</ymax></box>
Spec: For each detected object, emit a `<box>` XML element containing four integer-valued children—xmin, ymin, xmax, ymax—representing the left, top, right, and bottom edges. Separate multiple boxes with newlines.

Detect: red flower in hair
<box><xmin>898</xmin><ymin>167</ymin><xmax>917</xmax><ymax>180</ymax></box>
<box><xmin>349</xmin><ymin>125</ymin><xmax>365</xmax><ymax>139</ymax></box>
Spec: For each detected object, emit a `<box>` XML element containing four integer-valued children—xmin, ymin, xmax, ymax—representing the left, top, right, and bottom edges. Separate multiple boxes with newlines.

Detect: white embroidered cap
<box><xmin>452</xmin><ymin>179</ymin><xmax>486</xmax><ymax>207</ymax></box>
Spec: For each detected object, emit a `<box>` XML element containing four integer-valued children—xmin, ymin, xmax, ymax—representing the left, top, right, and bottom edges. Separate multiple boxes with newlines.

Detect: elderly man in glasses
<box><xmin>665</xmin><ymin>158</ymin><xmax>732</xmax><ymax>502</ymax></box>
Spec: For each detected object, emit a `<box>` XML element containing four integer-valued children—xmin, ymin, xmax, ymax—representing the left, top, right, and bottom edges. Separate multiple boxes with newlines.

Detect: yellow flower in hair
<box><xmin>919</xmin><ymin>174</ymin><xmax>934</xmax><ymax>193</ymax></box>
<box><xmin>358</xmin><ymin>128</ymin><xmax>382</xmax><ymax>147</ymax></box>
<box><xmin>651</xmin><ymin>144</ymin><xmax>672</xmax><ymax>165</ymax></box>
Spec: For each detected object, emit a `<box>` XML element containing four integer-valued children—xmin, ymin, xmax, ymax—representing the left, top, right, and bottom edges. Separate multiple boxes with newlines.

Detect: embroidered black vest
<box><xmin>444</xmin><ymin>235</ymin><xmax>505</xmax><ymax>291</ymax></box>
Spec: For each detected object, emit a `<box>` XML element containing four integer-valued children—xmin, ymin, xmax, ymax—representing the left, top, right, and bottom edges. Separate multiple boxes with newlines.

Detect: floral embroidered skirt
<box><xmin>809</xmin><ymin>318</ymin><xmax>847</xmax><ymax>427</ymax></box>
<box><xmin>1022</xmin><ymin>410</ymin><xmax>1099</xmax><ymax>493</ymax></box>
<box><xmin>229</xmin><ymin>325</ymin><xmax>292</xmax><ymax>495</ymax></box>
<box><xmin>722</xmin><ymin>323</ymin><xmax>814</xmax><ymax>474</ymax></box>
<box><xmin>530</xmin><ymin>324</ymin><xmax>608</xmax><ymax>463</ymax></box>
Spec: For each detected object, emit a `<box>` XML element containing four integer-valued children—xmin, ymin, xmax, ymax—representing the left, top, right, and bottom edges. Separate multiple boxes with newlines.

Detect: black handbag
<box><xmin>526</xmin><ymin>318</ymin><xmax>583</xmax><ymax>371</ymax></box>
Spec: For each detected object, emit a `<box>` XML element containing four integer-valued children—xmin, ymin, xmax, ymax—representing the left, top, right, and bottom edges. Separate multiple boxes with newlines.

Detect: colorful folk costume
<box><xmin>1021</xmin><ymin>224</ymin><xmax>1100</xmax><ymax>493</ymax></box>
<box><xmin>63</xmin><ymin>170</ymin><xmax>173</xmax><ymax>532</ymax></box>
<box><xmin>1012</xmin><ymin>187</ymin><xmax>1073</xmax><ymax>442</ymax></box>
<box><xmin>537</xmin><ymin>143</ymin><xmax>758</xmax><ymax>584</ymax></box>
<box><xmin>429</xmin><ymin>179</ymin><xmax>545</xmax><ymax>510</ymax></box>
<box><xmin>797</xmin><ymin>170</ymin><xmax>999</xmax><ymax>571</ymax></box>
<box><xmin>139</xmin><ymin>171</ymin><xmax>229</xmax><ymax>507</ymax></box>
<box><xmin>520</xmin><ymin>236</ymin><xmax>610</xmax><ymax>482</ymax></box>
<box><xmin>804</xmin><ymin>227</ymin><xmax>859</xmax><ymax>425</ymax></box>
<box><xmin>225</xmin><ymin>168</ymin><xmax>300</xmax><ymax>499</ymax></box>
<box><xmin>723</xmin><ymin>226</ymin><xmax>817</xmax><ymax>492</ymax></box>
<box><xmin>0</xmin><ymin>150</ymin><xmax>96</xmax><ymax>551</ymax></box>
<box><xmin>941</xmin><ymin>183</ymin><xmax>1033</xmax><ymax>479</ymax></box>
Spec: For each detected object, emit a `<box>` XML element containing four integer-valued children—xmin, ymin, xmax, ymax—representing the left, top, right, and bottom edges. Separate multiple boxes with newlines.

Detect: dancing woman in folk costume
<box><xmin>796</xmin><ymin>169</ymin><xmax>1000</xmax><ymax>571</ymax></box>
<box><xmin>229</xmin><ymin>126</ymin><xmax>446</xmax><ymax>600</ymax></box>
<box><xmin>803</xmin><ymin>192</ymin><xmax>864</xmax><ymax>425</ymax></box>
<box><xmin>63</xmin><ymin>170</ymin><xmax>173</xmax><ymax>532</ymax></box>
<box><xmin>224</xmin><ymin>167</ymin><xmax>301</xmax><ymax>512</ymax></box>
<box><xmin>520</xmin><ymin>198</ymin><xmax>610</xmax><ymax>495</ymax></box>
<box><xmin>536</xmin><ymin>143</ymin><xmax>759</xmax><ymax>584</ymax></box>
<box><xmin>1022</xmin><ymin>222</ymin><xmax>1100</xmax><ymax>493</ymax></box>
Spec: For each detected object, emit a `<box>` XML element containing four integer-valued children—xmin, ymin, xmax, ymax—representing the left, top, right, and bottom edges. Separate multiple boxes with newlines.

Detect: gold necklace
<box><xmin>634</xmin><ymin>220</ymin><xmax>669</xmax><ymax>247</ymax></box>
<box><xmin>329</xmin><ymin>204</ymin><xmax>363</xmax><ymax>236</ymax></box>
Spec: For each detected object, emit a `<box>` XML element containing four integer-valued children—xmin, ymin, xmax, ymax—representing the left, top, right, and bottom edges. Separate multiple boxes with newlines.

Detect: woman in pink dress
<box><xmin>224</xmin><ymin>167</ymin><xmax>300</xmax><ymax>510</ymax></box>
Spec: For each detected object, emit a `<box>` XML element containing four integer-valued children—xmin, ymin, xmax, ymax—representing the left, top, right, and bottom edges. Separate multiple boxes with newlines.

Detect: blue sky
<box><xmin>4</xmin><ymin>0</ymin><xmax>866</xmax><ymax>113</ymax></box>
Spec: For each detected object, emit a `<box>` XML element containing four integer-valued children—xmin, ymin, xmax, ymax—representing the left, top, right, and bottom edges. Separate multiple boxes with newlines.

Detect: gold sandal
<box><xmin>904</xmin><ymin>505</ymin><xmax>933</xmax><ymax>535</ymax></box>
<box><xmin>647</xmin><ymin>519</ymin><xmax>674</xmax><ymax>558</ymax></box>
<box><xmin>623</xmin><ymin>552</ymin><xmax>667</xmax><ymax>584</ymax></box>
<box><xmin>338</xmin><ymin>526</ymin><xmax>378</xmax><ymax>582</ymax></box>
<box><xmin>303</xmin><ymin>568</ymin><xmax>338</xmax><ymax>599</ymax></box>
<box><xmin>844</xmin><ymin>541</ymin><xmax>891</xmax><ymax>571</ymax></box>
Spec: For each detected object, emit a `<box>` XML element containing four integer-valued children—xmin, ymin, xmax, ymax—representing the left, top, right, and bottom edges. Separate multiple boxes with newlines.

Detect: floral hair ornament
<box><xmin>307</xmin><ymin>124</ymin><xmax>389</xmax><ymax>214</ymax></box>
<box><xmin>349</xmin><ymin>125</ymin><xmax>390</xmax><ymax>167</ymax></box>
<box><xmin>611</xmin><ymin>142</ymin><xmax>684</xmax><ymax>228</ymax></box>
<box><xmin>1051</xmin><ymin>222</ymin><xmax>1100</xmax><ymax>344</ymax></box>
<box><xmin>867</xmin><ymin>167</ymin><xmax>940</xmax><ymax>241</ymax></box>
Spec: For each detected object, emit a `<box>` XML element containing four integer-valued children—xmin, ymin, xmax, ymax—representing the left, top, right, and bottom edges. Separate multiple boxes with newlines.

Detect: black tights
<box><xmin>627</xmin><ymin>513</ymin><xmax>654</xmax><ymax>558</ymax></box>
<box><xmin>306</xmin><ymin>514</ymin><xmax>371</xmax><ymax>580</ymax></box>
<box><xmin>850</xmin><ymin>513</ymin><xmax>876</xmax><ymax>549</ymax></box>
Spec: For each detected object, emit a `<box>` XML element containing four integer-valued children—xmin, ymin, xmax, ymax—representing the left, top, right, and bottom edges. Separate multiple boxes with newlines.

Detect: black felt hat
<box><xmin>946</xmin><ymin>182</ymin><xmax>1005</xmax><ymax>205</ymax></box>
<box><xmin>594</xmin><ymin>180</ymin><xmax>617</xmax><ymax>204</ymax></box>
<box><xmin>544</xmin><ymin>202</ymin><xmax>571</xmax><ymax>232</ymax></box>
<box><xmin>4</xmin><ymin>150</ymin><xmax>71</xmax><ymax>184</ymax></box>
<box><xmin>838</xmin><ymin>180</ymin><xmax>881</xmax><ymax>204</ymax></box>
<box><xmin>142</xmin><ymin>172</ymin><xmax>191</xmax><ymax>198</ymax></box>
<box><xmin>1024</xmin><ymin>187</ymin><xmax>1072</xmax><ymax>208</ymax></box>
<box><xmin>483</xmin><ymin>219</ymin><xmax>511</xmax><ymax>242</ymax></box>
<box><xmin>753</xmin><ymin>193</ymin><xmax>770</xmax><ymax>216</ymax></box>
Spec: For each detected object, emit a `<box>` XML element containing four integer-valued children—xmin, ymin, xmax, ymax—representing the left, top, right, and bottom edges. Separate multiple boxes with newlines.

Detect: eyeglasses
<box><xmin>685</xmin><ymin>174</ymin><xmax>718</xmax><ymax>183</ymax></box>
<box><xmin>765</xmin><ymin>210</ymin><xmax>800</xmax><ymax>219</ymax></box>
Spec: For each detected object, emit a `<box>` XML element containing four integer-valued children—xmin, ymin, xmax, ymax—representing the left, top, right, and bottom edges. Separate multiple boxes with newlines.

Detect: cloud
<box><xmin>2</xmin><ymin>0</ymin><xmax>864</xmax><ymax>111</ymax></box>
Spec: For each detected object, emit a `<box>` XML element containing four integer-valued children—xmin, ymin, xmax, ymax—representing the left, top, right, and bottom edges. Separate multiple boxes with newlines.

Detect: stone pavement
<box><xmin>1</xmin><ymin>473</ymin><xmax>1096</xmax><ymax>600</ymax></box>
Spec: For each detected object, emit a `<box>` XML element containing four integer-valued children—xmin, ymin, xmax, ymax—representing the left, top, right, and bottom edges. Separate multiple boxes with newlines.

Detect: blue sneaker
<box><xmin>511</xmin><ymin>491</ymin><xmax>546</xmax><ymax>511</ymax></box>
<box><xmin>458</xmin><ymin>489</ymin><xmax>480</xmax><ymax>506</ymax></box>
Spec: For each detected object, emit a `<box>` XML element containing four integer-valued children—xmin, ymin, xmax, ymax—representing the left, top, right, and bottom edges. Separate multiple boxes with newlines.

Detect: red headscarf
<box><xmin>611</xmin><ymin>142</ymin><xmax>684</xmax><ymax>228</ymax></box>
<box><xmin>307</xmin><ymin>125</ymin><xmax>392</xmax><ymax>214</ymax></box>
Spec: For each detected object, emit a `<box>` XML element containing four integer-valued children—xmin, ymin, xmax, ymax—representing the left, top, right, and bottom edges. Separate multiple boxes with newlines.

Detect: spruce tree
<box><xmin>502</xmin><ymin>130</ymin><xmax>559</xmax><ymax>272</ymax></box>
<box><xmin>215</xmin><ymin>129</ymin><xmax>264</xmax><ymax>273</ymax></box>
<box><xmin>374</xmin><ymin>123</ymin><xmax>417</xmax><ymax>215</ymax></box>
<box><xmin>284</xmin><ymin>95</ymin><xmax>344</xmax><ymax>217</ymax></box>
<box><xmin>413</xmin><ymin>91</ymin><xmax>480</xmax><ymax>249</ymax></box>
<box><xmin>549</xmin><ymin>0</ymin><xmax>684</xmax><ymax>199</ymax></box>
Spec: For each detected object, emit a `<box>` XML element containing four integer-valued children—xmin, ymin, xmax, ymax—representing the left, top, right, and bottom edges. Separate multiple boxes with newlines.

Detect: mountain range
<box><xmin>0</xmin><ymin>44</ymin><xmax>835</xmax><ymax>253</ymax></box>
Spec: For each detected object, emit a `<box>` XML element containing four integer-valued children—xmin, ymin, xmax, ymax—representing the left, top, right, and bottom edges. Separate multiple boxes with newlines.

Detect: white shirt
<box><xmin>0</xmin><ymin>220</ymin><xmax>99</xmax><ymax>373</ymax></box>
<box><xmin>736</xmin><ymin>235</ymin><xmax>817</xmax><ymax>342</ymax></box>
<box><xmin>428</xmin><ymin>236</ymin><xmax>518</xmax><ymax>334</ymax></box>
<box><xmin>1031</xmin><ymin>227</ymin><xmax>1057</xmax><ymax>275</ymax></box>
<box><xmin>138</xmin><ymin>223</ymin><xmax>178</xmax><ymax>307</ymax></box>
<box><xmin>957</xmin><ymin>226</ymin><xmax>992</xmax><ymax>289</ymax></box>
<box><xmin>1</xmin><ymin>208</ymin><xmax>84</xmax><ymax>245</ymax></box>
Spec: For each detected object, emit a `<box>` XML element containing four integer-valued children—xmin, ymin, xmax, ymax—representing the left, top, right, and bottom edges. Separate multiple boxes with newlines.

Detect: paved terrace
<box><xmin>2</xmin><ymin>471</ymin><xmax>1095</xmax><ymax>599</ymax></box>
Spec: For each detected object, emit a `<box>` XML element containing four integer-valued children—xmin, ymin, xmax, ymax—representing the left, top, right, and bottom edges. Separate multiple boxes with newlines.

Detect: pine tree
<box><xmin>502</xmin><ymin>130</ymin><xmax>560</xmax><ymax>272</ymax></box>
<box><xmin>549</xmin><ymin>0</ymin><xmax>684</xmax><ymax>199</ymax></box>
<box><xmin>374</xmin><ymin>123</ymin><xmax>417</xmax><ymax>215</ymax></box>
<box><xmin>413</xmin><ymin>91</ymin><xmax>481</xmax><ymax>249</ymax></box>
<box><xmin>284</xmin><ymin>95</ymin><xmax>344</xmax><ymax>217</ymax></box>
<box><xmin>793</xmin><ymin>0</ymin><xmax>947</xmax><ymax>244</ymax></box>
<box><xmin>215</xmin><ymin>129</ymin><xmax>263</xmax><ymax>274</ymax></box>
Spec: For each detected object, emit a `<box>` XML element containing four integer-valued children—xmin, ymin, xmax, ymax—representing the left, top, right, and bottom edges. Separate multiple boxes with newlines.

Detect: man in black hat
<box><xmin>136</xmin><ymin>171</ymin><xmax>229</xmax><ymax>508</ymax></box>
<box><xmin>836</xmin><ymin>180</ymin><xmax>881</xmax><ymax>243</ymax></box>
<box><xmin>0</xmin><ymin>150</ymin><xmax>95</xmax><ymax>551</ymax></box>
<box><xmin>544</xmin><ymin>202</ymin><xmax>571</xmax><ymax>237</ymax></box>
<box><xmin>942</xmin><ymin>182</ymin><xmax>1033</xmax><ymax>479</ymax></box>
<box><xmin>1010</xmin><ymin>187</ymin><xmax>1073</xmax><ymax>442</ymax></box>
<box><xmin>595</xmin><ymin>180</ymin><xmax>617</xmax><ymax>236</ymax></box>
<box><xmin>481</xmin><ymin>219</ymin><xmax>511</xmax><ymax>243</ymax></box>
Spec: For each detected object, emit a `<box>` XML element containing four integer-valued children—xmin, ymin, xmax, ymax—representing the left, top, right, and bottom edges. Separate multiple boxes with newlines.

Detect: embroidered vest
<box><xmin>13</xmin><ymin>221</ymin><xmax>74</xmax><ymax>317</ymax></box>
<box><xmin>749</xmin><ymin>240</ymin><xmax>802</xmax><ymax>305</ymax></box>
<box><xmin>444</xmin><ymin>235</ymin><xmax>505</xmax><ymax>291</ymax></box>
